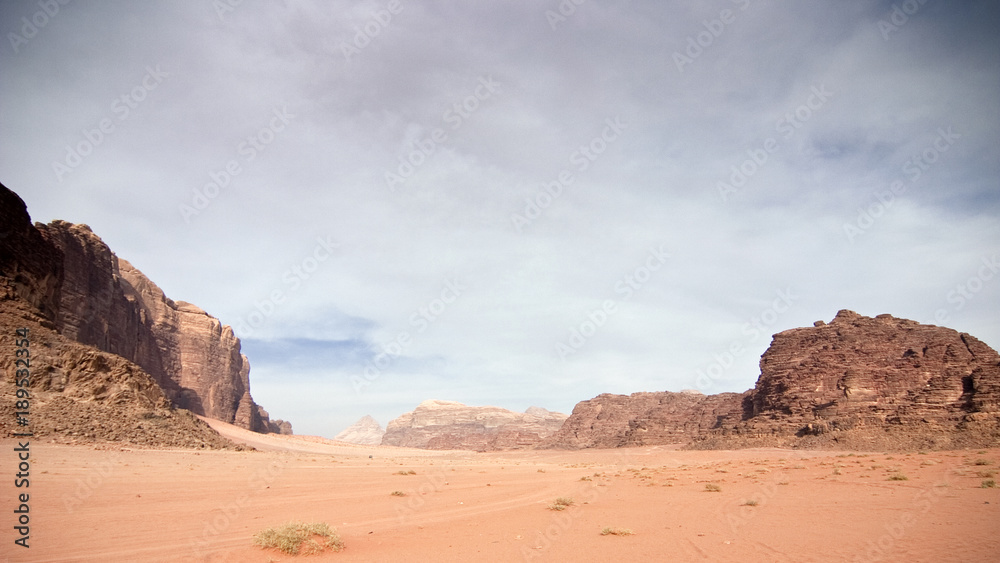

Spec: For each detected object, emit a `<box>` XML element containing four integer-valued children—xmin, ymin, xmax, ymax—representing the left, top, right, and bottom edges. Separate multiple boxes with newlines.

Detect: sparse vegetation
<box><xmin>391</xmin><ymin>490</ymin><xmax>406</xmax><ymax>496</ymax></box>
<box><xmin>252</xmin><ymin>522</ymin><xmax>343</xmax><ymax>555</ymax></box>
<box><xmin>704</xmin><ymin>483</ymin><xmax>722</xmax><ymax>492</ymax></box>
<box><xmin>580</xmin><ymin>476</ymin><xmax>592</xmax><ymax>481</ymax></box>
<box><xmin>976</xmin><ymin>470</ymin><xmax>996</xmax><ymax>478</ymax></box>
<box><xmin>548</xmin><ymin>497</ymin><xmax>575</xmax><ymax>511</ymax></box>
<box><xmin>888</xmin><ymin>473</ymin><xmax>909</xmax><ymax>481</ymax></box>
<box><xmin>601</xmin><ymin>527</ymin><xmax>634</xmax><ymax>536</ymax></box>
<box><xmin>743</xmin><ymin>499</ymin><xmax>758</xmax><ymax>506</ymax></box>
<box><xmin>395</xmin><ymin>470</ymin><xmax>417</xmax><ymax>475</ymax></box>
<box><xmin>973</xmin><ymin>459</ymin><xmax>992</xmax><ymax>466</ymax></box>
<box><xmin>982</xmin><ymin>479</ymin><xmax>997</xmax><ymax>489</ymax></box>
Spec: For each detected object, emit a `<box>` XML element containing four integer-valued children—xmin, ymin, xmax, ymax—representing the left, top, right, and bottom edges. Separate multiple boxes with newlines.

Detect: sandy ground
<box><xmin>4</xmin><ymin>422</ymin><xmax>999</xmax><ymax>562</ymax></box>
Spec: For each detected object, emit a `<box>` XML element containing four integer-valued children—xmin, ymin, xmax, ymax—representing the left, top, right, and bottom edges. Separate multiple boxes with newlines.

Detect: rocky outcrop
<box><xmin>257</xmin><ymin>407</ymin><xmax>293</xmax><ymax>435</ymax></box>
<box><xmin>382</xmin><ymin>400</ymin><xmax>568</xmax><ymax>450</ymax></box>
<box><xmin>546</xmin><ymin>310</ymin><xmax>1000</xmax><ymax>451</ymax></box>
<box><xmin>334</xmin><ymin>415</ymin><xmax>385</xmax><ymax>445</ymax></box>
<box><xmin>0</xmin><ymin>183</ymin><xmax>277</xmax><ymax>434</ymax></box>
<box><xmin>716</xmin><ymin>309</ymin><xmax>1000</xmax><ymax>449</ymax></box>
<box><xmin>0</xmin><ymin>297</ymin><xmax>239</xmax><ymax>448</ymax></box>
<box><xmin>542</xmin><ymin>390</ymin><xmax>746</xmax><ymax>449</ymax></box>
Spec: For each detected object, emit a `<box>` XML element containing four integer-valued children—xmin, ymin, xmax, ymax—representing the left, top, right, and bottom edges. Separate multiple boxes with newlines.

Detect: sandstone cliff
<box><xmin>542</xmin><ymin>390</ymin><xmax>746</xmax><ymax>449</ymax></box>
<box><xmin>334</xmin><ymin>415</ymin><xmax>385</xmax><ymax>445</ymax></box>
<box><xmin>382</xmin><ymin>400</ymin><xmax>568</xmax><ymax>450</ymax></box>
<box><xmin>0</xmin><ymin>294</ymin><xmax>239</xmax><ymax>448</ymax></box>
<box><xmin>545</xmin><ymin>310</ymin><xmax>1000</xmax><ymax>451</ymax></box>
<box><xmin>0</xmin><ymin>183</ymin><xmax>279</xmax><ymax>435</ymax></box>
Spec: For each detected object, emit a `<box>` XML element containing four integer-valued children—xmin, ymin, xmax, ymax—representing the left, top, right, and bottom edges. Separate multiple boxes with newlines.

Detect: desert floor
<box><xmin>5</xmin><ymin>421</ymin><xmax>999</xmax><ymax>562</ymax></box>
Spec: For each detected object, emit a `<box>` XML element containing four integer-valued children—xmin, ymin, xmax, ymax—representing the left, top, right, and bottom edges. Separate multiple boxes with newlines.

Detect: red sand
<box><xmin>4</xmin><ymin>421</ymin><xmax>998</xmax><ymax>562</ymax></box>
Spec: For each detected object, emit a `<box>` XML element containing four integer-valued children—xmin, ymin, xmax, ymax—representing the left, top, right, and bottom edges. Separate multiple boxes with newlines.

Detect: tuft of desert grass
<box><xmin>743</xmin><ymin>499</ymin><xmax>758</xmax><ymax>506</ymax></box>
<box><xmin>395</xmin><ymin>470</ymin><xmax>417</xmax><ymax>475</ymax></box>
<box><xmin>982</xmin><ymin>479</ymin><xmax>997</xmax><ymax>489</ymax></box>
<box><xmin>252</xmin><ymin>521</ymin><xmax>344</xmax><ymax>555</ymax></box>
<box><xmin>704</xmin><ymin>483</ymin><xmax>722</xmax><ymax>492</ymax></box>
<box><xmin>888</xmin><ymin>473</ymin><xmax>909</xmax><ymax>481</ymax></box>
<box><xmin>601</xmin><ymin>527</ymin><xmax>634</xmax><ymax>536</ymax></box>
<box><xmin>391</xmin><ymin>490</ymin><xmax>406</xmax><ymax>496</ymax></box>
<box><xmin>547</xmin><ymin>497</ymin><xmax>575</xmax><ymax>511</ymax></box>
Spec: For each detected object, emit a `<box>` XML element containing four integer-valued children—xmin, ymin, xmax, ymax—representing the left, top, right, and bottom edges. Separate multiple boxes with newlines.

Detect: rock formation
<box><xmin>542</xmin><ymin>390</ymin><xmax>746</xmax><ymax>449</ymax></box>
<box><xmin>382</xmin><ymin>400</ymin><xmax>568</xmax><ymax>450</ymax></box>
<box><xmin>0</xmin><ymin>183</ymin><xmax>280</xmax><ymax>437</ymax></box>
<box><xmin>334</xmin><ymin>415</ymin><xmax>385</xmax><ymax>445</ymax></box>
<box><xmin>0</xmin><ymin>292</ymin><xmax>239</xmax><ymax>448</ymax></box>
<box><xmin>545</xmin><ymin>310</ymin><xmax>1000</xmax><ymax>451</ymax></box>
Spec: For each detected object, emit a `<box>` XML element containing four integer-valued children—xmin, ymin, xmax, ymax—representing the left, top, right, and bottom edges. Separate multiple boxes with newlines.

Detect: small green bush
<box><xmin>252</xmin><ymin>522</ymin><xmax>343</xmax><ymax>555</ymax></box>
<box><xmin>548</xmin><ymin>497</ymin><xmax>575</xmax><ymax>511</ymax></box>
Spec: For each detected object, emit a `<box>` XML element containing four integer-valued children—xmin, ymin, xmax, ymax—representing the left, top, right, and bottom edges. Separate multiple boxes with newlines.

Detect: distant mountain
<box><xmin>334</xmin><ymin>415</ymin><xmax>384</xmax><ymax>445</ymax></box>
<box><xmin>382</xmin><ymin>400</ymin><xmax>567</xmax><ymax>450</ymax></box>
<box><xmin>542</xmin><ymin>310</ymin><xmax>1000</xmax><ymax>451</ymax></box>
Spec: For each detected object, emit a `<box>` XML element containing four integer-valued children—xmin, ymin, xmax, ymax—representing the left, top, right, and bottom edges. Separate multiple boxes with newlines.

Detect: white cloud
<box><xmin>2</xmin><ymin>0</ymin><xmax>997</xmax><ymax>436</ymax></box>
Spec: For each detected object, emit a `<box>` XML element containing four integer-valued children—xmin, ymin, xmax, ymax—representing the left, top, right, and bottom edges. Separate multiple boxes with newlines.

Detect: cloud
<box><xmin>2</xmin><ymin>0</ymin><xmax>997</xmax><ymax>436</ymax></box>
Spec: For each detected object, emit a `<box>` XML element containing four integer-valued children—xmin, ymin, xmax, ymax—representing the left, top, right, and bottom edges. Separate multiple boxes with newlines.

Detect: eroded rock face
<box><xmin>334</xmin><ymin>415</ymin><xmax>385</xmax><ymax>445</ymax></box>
<box><xmin>729</xmin><ymin>309</ymin><xmax>1000</xmax><ymax>446</ymax></box>
<box><xmin>382</xmin><ymin>400</ymin><xmax>568</xmax><ymax>450</ymax></box>
<box><xmin>546</xmin><ymin>310</ymin><xmax>1000</xmax><ymax>451</ymax></box>
<box><xmin>542</xmin><ymin>390</ymin><xmax>746</xmax><ymax>449</ymax></box>
<box><xmin>0</xmin><ymin>184</ymin><xmax>276</xmax><ymax>433</ymax></box>
<box><xmin>0</xmin><ymin>296</ymin><xmax>238</xmax><ymax>448</ymax></box>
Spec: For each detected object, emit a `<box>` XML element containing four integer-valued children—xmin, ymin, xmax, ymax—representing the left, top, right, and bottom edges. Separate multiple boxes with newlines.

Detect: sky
<box><xmin>1</xmin><ymin>0</ymin><xmax>998</xmax><ymax>438</ymax></box>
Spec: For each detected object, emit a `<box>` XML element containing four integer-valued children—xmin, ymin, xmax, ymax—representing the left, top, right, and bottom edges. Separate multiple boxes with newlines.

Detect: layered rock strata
<box><xmin>382</xmin><ymin>400</ymin><xmax>567</xmax><ymax>450</ymax></box>
<box><xmin>545</xmin><ymin>310</ymin><xmax>1000</xmax><ymax>450</ymax></box>
<box><xmin>1</xmin><ymin>183</ymin><xmax>278</xmax><ymax>434</ymax></box>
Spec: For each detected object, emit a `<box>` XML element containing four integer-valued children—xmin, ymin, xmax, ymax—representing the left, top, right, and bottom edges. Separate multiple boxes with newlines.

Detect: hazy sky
<box><xmin>2</xmin><ymin>1</ymin><xmax>998</xmax><ymax>437</ymax></box>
